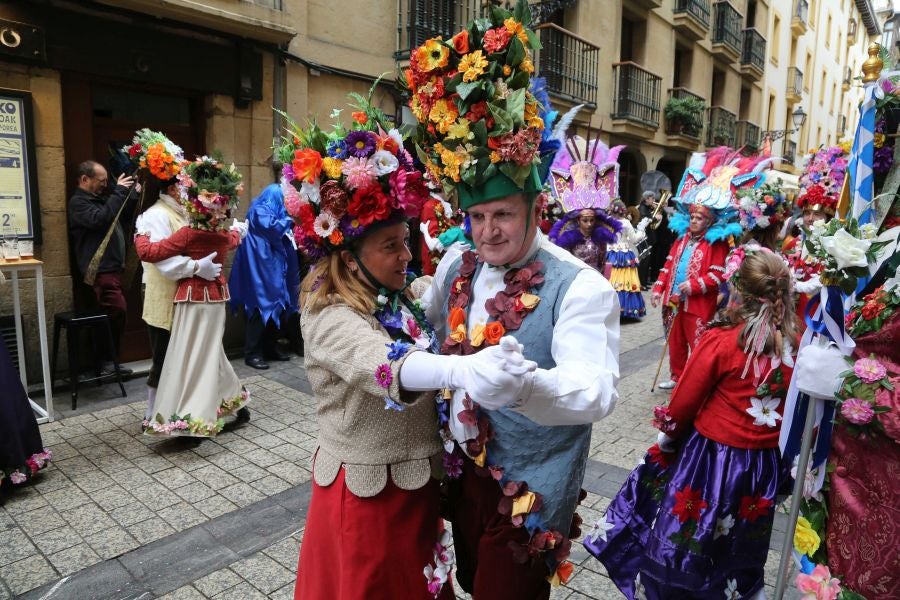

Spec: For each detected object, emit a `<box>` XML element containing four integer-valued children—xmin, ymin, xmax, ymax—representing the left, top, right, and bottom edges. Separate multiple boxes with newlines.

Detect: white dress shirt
<box><xmin>136</xmin><ymin>194</ymin><xmax>194</xmax><ymax>282</ymax></box>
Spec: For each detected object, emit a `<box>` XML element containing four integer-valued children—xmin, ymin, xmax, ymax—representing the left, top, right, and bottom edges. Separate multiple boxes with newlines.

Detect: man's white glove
<box><xmin>794</xmin><ymin>273</ymin><xmax>822</xmax><ymax>296</ymax></box>
<box><xmin>191</xmin><ymin>252</ymin><xmax>221</xmax><ymax>281</ymax></box>
<box><xmin>230</xmin><ymin>219</ymin><xmax>249</xmax><ymax>240</ymax></box>
<box><xmin>795</xmin><ymin>342</ymin><xmax>848</xmax><ymax>399</ymax></box>
<box><xmin>637</xmin><ymin>217</ymin><xmax>652</xmax><ymax>232</ymax></box>
<box><xmin>657</xmin><ymin>432</ymin><xmax>677</xmax><ymax>453</ymax></box>
<box><xmin>419</xmin><ymin>220</ymin><xmax>443</xmax><ymax>252</ymax></box>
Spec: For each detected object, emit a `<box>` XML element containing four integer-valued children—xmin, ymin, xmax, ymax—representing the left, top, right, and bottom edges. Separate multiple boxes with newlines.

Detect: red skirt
<box><xmin>294</xmin><ymin>466</ymin><xmax>454</xmax><ymax>600</ymax></box>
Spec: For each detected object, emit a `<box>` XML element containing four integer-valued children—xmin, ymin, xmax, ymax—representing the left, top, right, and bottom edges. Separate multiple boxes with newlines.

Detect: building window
<box><xmin>819</xmin><ymin>69</ymin><xmax>827</xmax><ymax>106</ymax></box>
<box><xmin>825</xmin><ymin>13</ymin><xmax>831</xmax><ymax>48</ymax></box>
<box><xmin>771</xmin><ymin>15</ymin><xmax>781</xmax><ymax>64</ymax></box>
<box><xmin>247</xmin><ymin>0</ymin><xmax>282</xmax><ymax>9</ymax></box>
<box><xmin>804</xmin><ymin>52</ymin><xmax>812</xmax><ymax>92</ymax></box>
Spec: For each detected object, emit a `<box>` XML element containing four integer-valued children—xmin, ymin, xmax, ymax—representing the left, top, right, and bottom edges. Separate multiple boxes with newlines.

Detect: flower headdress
<box><xmin>274</xmin><ymin>84</ymin><xmax>430</xmax><ymax>261</ymax></box>
<box><xmin>669</xmin><ymin>147</ymin><xmax>768</xmax><ymax>242</ymax></box>
<box><xmin>405</xmin><ymin>0</ymin><xmax>559</xmax><ymax>210</ymax></box>
<box><xmin>796</xmin><ymin>145</ymin><xmax>848</xmax><ymax>216</ymax></box>
<box><xmin>178</xmin><ymin>156</ymin><xmax>243</xmax><ymax>231</ymax></box>
<box><xmin>122</xmin><ymin>129</ymin><xmax>184</xmax><ymax>181</ymax></box>
<box><xmin>736</xmin><ymin>179</ymin><xmax>790</xmax><ymax>231</ymax></box>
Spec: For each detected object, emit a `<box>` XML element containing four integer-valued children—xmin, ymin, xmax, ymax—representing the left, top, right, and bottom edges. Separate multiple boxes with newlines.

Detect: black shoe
<box><xmin>265</xmin><ymin>347</ymin><xmax>292</xmax><ymax>361</ymax></box>
<box><xmin>101</xmin><ymin>362</ymin><xmax>133</xmax><ymax>376</ymax></box>
<box><xmin>245</xmin><ymin>356</ymin><xmax>269</xmax><ymax>370</ymax></box>
<box><xmin>235</xmin><ymin>407</ymin><xmax>251</xmax><ymax>424</ymax></box>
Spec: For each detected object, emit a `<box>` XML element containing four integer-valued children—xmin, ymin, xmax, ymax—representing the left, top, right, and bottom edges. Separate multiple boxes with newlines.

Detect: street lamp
<box><xmin>761</xmin><ymin>106</ymin><xmax>807</xmax><ymax>142</ymax></box>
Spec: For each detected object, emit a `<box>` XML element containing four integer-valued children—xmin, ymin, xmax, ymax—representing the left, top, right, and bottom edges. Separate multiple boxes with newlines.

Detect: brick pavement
<box><xmin>1</xmin><ymin>301</ymin><xmax>799</xmax><ymax>599</ymax></box>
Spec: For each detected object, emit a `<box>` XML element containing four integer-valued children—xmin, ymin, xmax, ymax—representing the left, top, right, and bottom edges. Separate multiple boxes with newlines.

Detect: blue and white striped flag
<box><xmin>847</xmin><ymin>84</ymin><xmax>877</xmax><ymax>224</ymax></box>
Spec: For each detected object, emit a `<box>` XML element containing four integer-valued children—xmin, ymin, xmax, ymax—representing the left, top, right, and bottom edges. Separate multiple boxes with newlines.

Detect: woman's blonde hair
<box><xmin>300</xmin><ymin>252</ymin><xmax>377</xmax><ymax>315</ymax></box>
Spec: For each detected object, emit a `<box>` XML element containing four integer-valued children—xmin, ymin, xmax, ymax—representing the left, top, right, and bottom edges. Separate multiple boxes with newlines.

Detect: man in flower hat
<box><xmin>410</xmin><ymin>2</ymin><xmax>621</xmax><ymax>595</ymax></box>
<box><xmin>650</xmin><ymin>147</ymin><xmax>762</xmax><ymax>389</ymax></box>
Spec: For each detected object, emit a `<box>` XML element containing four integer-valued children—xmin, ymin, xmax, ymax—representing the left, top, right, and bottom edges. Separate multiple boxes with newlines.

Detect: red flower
<box><xmin>861</xmin><ymin>302</ymin><xmax>885</xmax><ymax>320</ymax></box>
<box><xmin>296</xmin><ymin>203</ymin><xmax>316</xmax><ymax>238</ymax></box>
<box><xmin>451</xmin><ymin>30</ymin><xmax>470</xmax><ymax>54</ymax></box>
<box><xmin>671</xmin><ymin>485</ymin><xmax>707</xmax><ymax>523</ymax></box>
<box><xmin>738</xmin><ymin>494</ymin><xmax>773</xmax><ymax>522</ymax></box>
<box><xmin>347</xmin><ymin>184</ymin><xmax>391</xmax><ymax>226</ymax></box>
<box><xmin>465</xmin><ymin>101</ymin><xmax>493</xmax><ymax>129</ymax></box>
<box><xmin>351</xmin><ymin>111</ymin><xmax>368</xmax><ymax>125</ymax></box>
<box><xmin>292</xmin><ymin>148</ymin><xmax>323</xmax><ymax>183</ymax></box>
<box><xmin>483</xmin><ymin>27</ymin><xmax>511</xmax><ymax>53</ymax></box>
<box><xmin>647</xmin><ymin>443</ymin><xmax>675</xmax><ymax>469</ymax></box>
<box><xmin>128</xmin><ymin>143</ymin><xmax>142</xmax><ymax>157</ymax></box>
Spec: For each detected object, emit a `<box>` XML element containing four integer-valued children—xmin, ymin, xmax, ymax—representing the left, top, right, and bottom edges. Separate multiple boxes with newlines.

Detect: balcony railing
<box><xmin>740</xmin><ymin>28</ymin><xmax>766</xmax><ymax>71</ymax></box>
<box><xmin>794</xmin><ymin>0</ymin><xmax>808</xmax><ymax>23</ymax></box>
<box><xmin>535</xmin><ymin>23</ymin><xmax>600</xmax><ymax>107</ymax></box>
<box><xmin>706</xmin><ymin>105</ymin><xmax>737</xmax><ymax>146</ymax></box>
<box><xmin>248</xmin><ymin>0</ymin><xmax>282</xmax><ymax>9</ymax></box>
<box><xmin>783</xmin><ymin>139</ymin><xmax>797</xmax><ymax>164</ymax></box>
<box><xmin>395</xmin><ymin>0</ymin><xmax>484</xmax><ymax>59</ymax></box>
<box><xmin>612</xmin><ymin>62</ymin><xmax>662</xmax><ymax>128</ymax></box>
<box><xmin>839</xmin><ymin>115</ymin><xmax>847</xmax><ymax>137</ymax></box>
<box><xmin>736</xmin><ymin>120</ymin><xmax>760</xmax><ymax>149</ymax></box>
<box><xmin>843</xmin><ymin>66</ymin><xmax>853</xmax><ymax>86</ymax></box>
<box><xmin>712</xmin><ymin>2</ymin><xmax>743</xmax><ymax>55</ymax></box>
<box><xmin>787</xmin><ymin>66</ymin><xmax>803</xmax><ymax>97</ymax></box>
<box><xmin>666</xmin><ymin>87</ymin><xmax>706</xmax><ymax>138</ymax></box>
<box><xmin>848</xmin><ymin>17</ymin><xmax>858</xmax><ymax>42</ymax></box>
<box><xmin>673</xmin><ymin>0</ymin><xmax>711</xmax><ymax>28</ymax></box>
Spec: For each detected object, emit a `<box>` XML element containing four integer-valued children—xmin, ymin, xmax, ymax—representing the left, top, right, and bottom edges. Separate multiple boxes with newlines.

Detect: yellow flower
<box><xmin>503</xmin><ymin>65</ymin><xmax>512</xmax><ymax>76</ymax></box>
<box><xmin>839</xmin><ymin>139</ymin><xmax>852</xmax><ymax>154</ymax></box>
<box><xmin>446</xmin><ymin>118</ymin><xmax>474</xmax><ymax>141</ymax></box>
<box><xmin>519</xmin><ymin>56</ymin><xmax>534</xmax><ymax>74</ymax></box>
<box><xmin>321</xmin><ymin>157</ymin><xmax>342</xmax><ymax>179</ymax></box>
<box><xmin>429</xmin><ymin>98</ymin><xmax>459</xmax><ymax>134</ymax></box>
<box><xmin>473</xmin><ymin>446</ymin><xmax>487</xmax><ymax>467</ymax></box>
<box><xmin>874</xmin><ymin>132</ymin><xmax>886</xmax><ymax>148</ymax></box>
<box><xmin>524</xmin><ymin>101</ymin><xmax>544</xmax><ymax>130</ymax></box>
<box><xmin>440</xmin><ymin>147</ymin><xmax>464</xmax><ymax>182</ymax></box>
<box><xmin>490</xmin><ymin>150</ymin><xmax>502</xmax><ymax>163</ymax></box>
<box><xmin>504</xmin><ymin>18</ymin><xmax>529</xmax><ymax>44</ymax></box>
<box><xmin>519</xmin><ymin>293</ymin><xmax>540</xmax><ymax>310</ymax></box>
<box><xmin>459</xmin><ymin>50</ymin><xmax>489</xmax><ymax>83</ymax></box>
<box><xmin>511</xmin><ymin>491</ymin><xmax>536</xmax><ymax>517</ymax></box>
<box><xmin>470</xmin><ymin>323</ymin><xmax>486</xmax><ymax>347</ymax></box>
<box><xmin>794</xmin><ymin>516</ymin><xmax>821</xmax><ymax>557</ymax></box>
<box><xmin>410</xmin><ymin>95</ymin><xmax>428</xmax><ymax>123</ymax></box>
<box><xmin>449</xmin><ymin>324</ymin><xmax>467</xmax><ymax>343</ymax></box>
<box><xmin>415</xmin><ymin>37</ymin><xmax>449</xmax><ymax>73</ymax></box>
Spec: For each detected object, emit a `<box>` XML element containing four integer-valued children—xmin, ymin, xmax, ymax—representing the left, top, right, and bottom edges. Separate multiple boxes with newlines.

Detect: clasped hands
<box><xmin>450</xmin><ymin>336</ymin><xmax>537</xmax><ymax>410</ymax></box>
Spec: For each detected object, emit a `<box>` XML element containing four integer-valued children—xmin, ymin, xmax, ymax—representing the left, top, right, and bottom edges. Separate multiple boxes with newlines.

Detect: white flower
<box><xmin>820</xmin><ymin>227</ymin><xmax>871</xmax><ymax>270</ymax></box>
<box><xmin>739</xmin><ymin>196</ymin><xmax>756</xmax><ymax>212</ymax></box>
<box><xmin>300</xmin><ymin>179</ymin><xmax>321</xmax><ymax>205</ymax></box>
<box><xmin>587</xmin><ymin>514</ymin><xmax>615</xmax><ymax>544</ymax></box>
<box><xmin>724</xmin><ymin>578</ymin><xmax>740</xmax><ymax>599</ymax></box>
<box><xmin>791</xmin><ymin>460</ymin><xmax>823</xmax><ymax>502</ymax></box>
<box><xmin>860</xmin><ymin>222</ymin><xmax>878</xmax><ymax>240</ymax></box>
<box><xmin>376</xmin><ymin>294</ymin><xmax>389</xmax><ymax>306</ymax></box>
<box><xmin>809</xmin><ymin>218</ymin><xmax>829</xmax><ymax>240</ymax></box>
<box><xmin>312</xmin><ymin>211</ymin><xmax>338</xmax><ymax>238</ymax></box>
<box><xmin>745</xmin><ymin>396</ymin><xmax>783</xmax><ymax>428</ymax></box>
<box><xmin>714</xmin><ymin>514</ymin><xmax>735</xmax><ymax>539</ymax></box>
<box><xmin>370</xmin><ymin>149</ymin><xmax>399</xmax><ymax>176</ymax></box>
<box><xmin>387</xmin><ymin>128</ymin><xmax>403</xmax><ymax>148</ymax></box>
<box><xmin>755</xmin><ymin>215</ymin><xmax>770</xmax><ymax>229</ymax></box>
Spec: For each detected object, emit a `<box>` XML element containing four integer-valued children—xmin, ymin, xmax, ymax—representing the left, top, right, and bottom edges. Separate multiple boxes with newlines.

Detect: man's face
<box><xmin>688</xmin><ymin>211</ymin><xmax>711</xmax><ymax>235</ymax></box>
<box><xmin>81</xmin><ymin>166</ymin><xmax>109</xmax><ymax>195</ymax></box>
<box><xmin>469</xmin><ymin>194</ymin><xmax>540</xmax><ymax>266</ymax></box>
<box><xmin>802</xmin><ymin>209</ymin><xmax>828</xmax><ymax>229</ymax></box>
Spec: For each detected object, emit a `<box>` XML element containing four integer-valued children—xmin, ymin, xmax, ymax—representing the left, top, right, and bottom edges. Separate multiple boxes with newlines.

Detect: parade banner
<box><xmin>0</xmin><ymin>88</ymin><xmax>40</xmax><ymax>241</ymax></box>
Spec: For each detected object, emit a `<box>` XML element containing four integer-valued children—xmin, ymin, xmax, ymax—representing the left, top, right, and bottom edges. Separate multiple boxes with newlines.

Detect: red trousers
<box><xmin>295</xmin><ymin>467</ymin><xmax>453</xmax><ymax>600</ymax></box>
<box><xmin>668</xmin><ymin>311</ymin><xmax>705</xmax><ymax>381</ymax></box>
<box><xmin>92</xmin><ymin>271</ymin><xmax>127</xmax><ymax>359</ymax></box>
<box><xmin>448</xmin><ymin>457</ymin><xmax>551</xmax><ymax>600</ymax></box>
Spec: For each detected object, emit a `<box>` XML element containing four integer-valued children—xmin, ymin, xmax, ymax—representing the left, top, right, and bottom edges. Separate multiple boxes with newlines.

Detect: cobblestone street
<box><xmin>1</xmin><ymin>300</ymin><xmax>799</xmax><ymax>599</ymax></box>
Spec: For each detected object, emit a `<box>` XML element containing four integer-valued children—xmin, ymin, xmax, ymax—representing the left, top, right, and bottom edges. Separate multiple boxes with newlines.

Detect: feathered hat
<box><xmin>669</xmin><ymin>147</ymin><xmax>769</xmax><ymax>242</ymax></box>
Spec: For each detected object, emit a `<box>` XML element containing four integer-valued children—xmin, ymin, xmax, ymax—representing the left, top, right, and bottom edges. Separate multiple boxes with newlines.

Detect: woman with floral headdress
<box><xmin>134</xmin><ymin>156</ymin><xmax>250</xmax><ymax>438</ymax></box>
<box><xmin>280</xmin><ymin>90</ymin><xmax>534</xmax><ymax>600</ymax></box>
<box><xmin>586</xmin><ymin>248</ymin><xmax>798</xmax><ymax>599</ymax></box>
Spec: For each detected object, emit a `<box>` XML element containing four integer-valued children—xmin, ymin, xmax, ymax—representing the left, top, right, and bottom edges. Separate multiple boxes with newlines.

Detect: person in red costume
<box><xmin>418</xmin><ymin>194</ymin><xmax>451</xmax><ymax>276</ymax></box>
<box><xmin>651</xmin><ymin>204</ymin><xmax>730</xmax><ymax>389</ymax></box>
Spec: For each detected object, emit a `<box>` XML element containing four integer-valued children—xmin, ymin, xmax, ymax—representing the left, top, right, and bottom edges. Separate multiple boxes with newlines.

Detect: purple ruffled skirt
<box><xmin>584</xmin><ymin>430</ymin><xmax>790</xmax><ymax>600</ymax></box>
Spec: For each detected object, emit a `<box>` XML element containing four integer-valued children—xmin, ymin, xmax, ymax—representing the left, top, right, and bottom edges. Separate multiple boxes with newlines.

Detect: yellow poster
<box><xmin>0</xmin><ymin>96</ymin><xmax>30</xmax><ymax>236</ymax></box>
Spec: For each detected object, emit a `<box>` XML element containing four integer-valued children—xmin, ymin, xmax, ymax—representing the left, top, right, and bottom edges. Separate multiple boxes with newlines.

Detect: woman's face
<box><xmin>578</xmin><ymin>212</ymin><xmax>595</xmax><ymax>235</ymax></box>
<box><xmin>352</xmin><ymin>222</ymin><xmax>412</xmax><ymax>291</ymax></box>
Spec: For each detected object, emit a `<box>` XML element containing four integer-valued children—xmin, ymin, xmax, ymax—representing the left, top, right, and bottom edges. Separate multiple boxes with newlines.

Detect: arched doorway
<box><xmin>617</xmin><ymin>148</ymin><xmax>645</xmax><ymax>205</ymax></box>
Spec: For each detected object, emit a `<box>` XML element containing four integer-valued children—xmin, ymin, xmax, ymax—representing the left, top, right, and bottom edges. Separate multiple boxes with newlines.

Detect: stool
<box><xmin>51</xmin><ymin>311</ymin><xmax>126</xmax><ymax>410</ymax></box>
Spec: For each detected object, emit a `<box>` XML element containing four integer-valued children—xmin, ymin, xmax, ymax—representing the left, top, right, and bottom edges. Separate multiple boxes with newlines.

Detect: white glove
<box><xmin>191</xmin><ymin>252</ymin><xmax>221</xmax><ymax>281</ymax></box>
<box><xmin>637</xmin><ymin>217</ymin><xmax>652</xmax><ymax>232</ymax></box>
<box><xmin>795</xmin><ymin>341</ymin><xmax>847</xmax><ymax>400</ymax></box>
<box><xmin>419</xmin><ymin>220</ymin><xmax>443</xmax><ymax>252</ymax></box>
<box><xmin>657</xmin><ymin>432</ymin><xmax>677</xmax><ymax>453</ymax></box>
<box><xmin>230</xmin><ymin>218</ymin><xmax>249</xmax><ymax>240</ymax></box>
<box><xmin>794</xmin><ymin>273</ymin><xmax>822</xmax><ymax>296</ymax></box>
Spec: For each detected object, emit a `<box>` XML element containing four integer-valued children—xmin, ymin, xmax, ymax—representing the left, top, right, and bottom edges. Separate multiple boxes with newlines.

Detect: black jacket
<box><xmin>67</xmin><ymin>184</ymin><xmax>136</xmax><ymax>276</ymax></box>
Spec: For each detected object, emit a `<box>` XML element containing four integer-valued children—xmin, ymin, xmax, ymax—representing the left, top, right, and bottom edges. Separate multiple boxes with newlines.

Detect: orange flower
<box><xmin>504</xmin><ymin>18</ymin><xmax>529</xmax><ymax>44</ymax></box>
<box><xmin>351</xmin><ymin>111</ymin><xmax>368</xmax><ymax>125</ymax></box>
<box><xmin>484</xmin><ymin>321</ymin><xmax>505</xmax><ymax>345</ymax></box>
<box><xmin>376</xmin><ymin>133</ymin><xmax>399</xmax><ymax>154</ymax></box>
<box><xmin>328</xmin><ymin>229</ymin><xmax>344</xmax><ymax>246</ymax></box>
<box><xmin>292</xmin><ymin>148</ymin><xmax>323</xmax><ymax>183</ymax></box>
<box><xmin>451</xmin><ymin>30</ymin><xmax>470</xmax><ymax>54</ymax></box>
<box><xmin>448</xmin><ymin>306</ymin><xmax>466</xmax><ymax>331</ymax></box>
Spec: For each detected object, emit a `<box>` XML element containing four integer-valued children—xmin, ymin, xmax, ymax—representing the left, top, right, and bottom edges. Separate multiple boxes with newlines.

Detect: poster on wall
<box><xmin>0</xmin><ymin>88</ymin><xmax>41</xmax><ymax>242</ymax></box>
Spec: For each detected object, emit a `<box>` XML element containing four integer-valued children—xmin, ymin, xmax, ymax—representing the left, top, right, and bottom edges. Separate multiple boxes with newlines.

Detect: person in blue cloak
<box><xmin>228</xmin><ymin>184</ymin><xmax>301</xmax><ymax>370</ymax></box>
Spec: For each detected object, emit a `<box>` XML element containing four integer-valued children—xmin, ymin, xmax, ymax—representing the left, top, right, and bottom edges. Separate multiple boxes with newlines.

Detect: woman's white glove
<box><xmin>399</xmin><ymin>335</ymin><xmax>537</xmax><ymax>409</ymax></box>
<box><xmin>795</xmin><ymin>342</ymin><xmax>848</xmax><ymax>399</ymax></box>
<box><xmin>419</xmin><ymin>220</ymin><xmax>444</xmax><ymax>252</ymax></box>
<box><xmin>656</xmin><ymin>432</ymin><xmax>677</xmax><ymax>453</ymax></box>
<box><xmin>190</xmin><ymin>252</ymin><xmax>221</xmax><ymax>281</ymax></box>
<box><xmin>230</xmin><ymin>219</ymin><xmax>249</xmax><ymax>240</ymax></box>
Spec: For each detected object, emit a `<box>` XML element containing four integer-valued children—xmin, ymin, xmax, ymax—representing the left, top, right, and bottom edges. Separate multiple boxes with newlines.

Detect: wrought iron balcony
<box><xmin>534</xmin><ymin>23</ymin><xmax>600</xmax><ymax>107</ymax></box>
<box><xmin>783</xmin><ymin>139</ymin><xmax>797</xmax><ymax>165</ymax></box>
<box><xmin>791</xmin><ymin>0</ymin><xmax>808</xmax><ymax>36</ymax></box>
<box><xmin>706</xmin><ymin>105</ymin><xmax>737</xmax><ymax>146</ymax></box>
<box><xmin>848</xmin><ymin>17</ymin><xmax>858</xmax><ymax>43</ymax></box>
<box><xmin>712</xmin><ymin>2</ymin><xmax>743</xmax><ymax>59</ymax></box>
<box><xmin>672</xmin><ymin>0</ymin><xmax>711</xmax><ymax>40</ymax></box>
<box><xmin>787</xmin><ymin>67</ymin><xmax>803</xmax><ymax>103</ymax></box>
<box><xmin>842</xmin><ymin>66</ymin><xmax>853</xmax><ymax>91</ymax></box>
<box><xmin>612</xmin><ymin>62</ymin><xmax>662</xmax><ymax>129</ymax></box>
<box><xmin>736</xmin><ymin>120</ymin><xmax>760</xmax><ymax>150</ymax></box>
<box><xmin>395</xmin><ymin>0</ymin><xmax>484</xmax><ymax>59</ymax></box>
<box><xmin>740</xmin><ymin>28</ymin><xmax>765</xmax><ymax>79</ymax></box>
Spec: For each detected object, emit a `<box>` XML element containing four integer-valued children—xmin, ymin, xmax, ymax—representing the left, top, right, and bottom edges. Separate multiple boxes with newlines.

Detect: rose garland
<box><xmin>438</xmin><ymin>250</ymin><xmax>579</xmax><ymax>586</ymax></box>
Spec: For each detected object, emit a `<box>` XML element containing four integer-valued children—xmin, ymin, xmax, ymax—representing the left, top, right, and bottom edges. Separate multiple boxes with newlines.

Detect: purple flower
<box><xmin>841</xmin><ymin>397</ymin><xmax>875</xmax><ymax>425</ymax></box>
<box><xmin>442</xmin><ymin>451</ymin><xmax>463</xmax><ymax>478</ymax></box>
<box><xmin>854</xmin><ymin>357</ymin><xmax>887</xmax><ymax>383</ymax></box>
<box><xmin>344</xmin><ymin>130</ymin><xmax>376</xmax><ymax>158</ymax></box>
<box><xmin>383</xmin><ymin>397</ymin><xmax>405</xmax><ymax>411</ymax></box>
<box><xmin>281</xmin><ymin>162</ymin><xmax>295</xmax><ymax>181</ymax></box>
<box><xmin>374</xmin><ymin>363</ymin><xmax>393</xmax><ymax>388</ymax></box>
<box><xmin>9</xmin><ymin>471</ymin><xmax>26</xmax><ymax>484</ymax></box>
<box><xmin>386</xmin><ymin>340</ymin><xmax>411</xmax><ymax>361</ymax></box>
<box><xmin>873</xmin><ymin>145</ymin><xmax>894</xmax><ymax>174</ymax></box>
<box><xmin>340</xmin><ymin>214</ymin><xmax>365</xmax><ymax>238</ymax></box>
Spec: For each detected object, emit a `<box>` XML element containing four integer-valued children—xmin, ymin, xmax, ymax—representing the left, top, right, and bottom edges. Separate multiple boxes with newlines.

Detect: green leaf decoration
<box><xmin>506</xmin><ymin>36</ymin><xmax>526</xmax><ymax>67</ymax></box>
<box><xmin>489</xmin><ymin>103</ymin><xmax>514</xmax><ymax>135</ymax></box>
<box><xmin>456</xmin><ymin>81</ymin><xmax>482</xmax><ymax>102</ymax></box>
<box><xmin>505</xmin><ymin>88</ymin><xmax>526</xmax><ymax>126</ymax></box>
<box><xmin>472</xmin><ymin>118</ymin><xmax>488</xmax><ymax>145</ymax></box>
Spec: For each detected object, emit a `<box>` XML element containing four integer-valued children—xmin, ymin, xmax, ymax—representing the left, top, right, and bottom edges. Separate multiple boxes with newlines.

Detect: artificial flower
<box><xmin>861</xmin><ymin>301</ymin><xmax>885</xmax><ymax>320</ymax></box>
<box><xmin>745</xmin><ymin>396</ymin><xmax>782</xmax><ymax>428</ymax></box>
<box><xmin>351</xmin><ymin>110</ymin><xmax>368</xmax><ymax>125</ymax></box>
<box><xmin>326</xmin><ymin>139</ymin><xmax>348</xmax><ymax>159</ymax></box>
<box><xmin>795</xmin><ymin>564</ymin><xmax>841</xmax><ymax>600</ymax></box>
<box><xmin>299</xmin><ymin>180</ymin><xmax>320</xmax><ymax>205</ymax></box>
<box><xmin>348</xmin><ymin>184</ymin><xmax>392</xmax><ymax>226</ymax></box>
<box><xmin>519</xmin><ymin>56</ymin><xmax>535</xmax><ymax>73</ymax></box>
<box><xmin>586</xmin><ymin>514</ymin><xmax>615</xmax><ymax>544</ymax></box>
<box><xmin>794</xmin><ymin>516</ymin><xmax>821</xmax><ymax>556</ymax></box>
<box><xmin>484</xmin><ymin>321</ymin><xmax>506</xmax><ymax>345</ymax></box>
<box><xmin>386</xmin><ymin>340</ymin><xmax>411</xmax><ymax>361</ymax></box>
<box><xmin>429</xmin><ymin>98</ymin><xmax>459</xmax><ymax>135</ymax></box>
<box><xmin>672</xmin><ymin>485</ymin><xmax>707</xmax><ymax>523</ymax></box>
<box><xmin>820</xmin><ymin>227</ymin><xmax>872</xmax><ymax>270</ymax></box>
<box><xmin>714</xmin><ymin>514</ymin><xmax>735</xmax><ymax>540</ymax></box>
<box><xmin>415</xmin><ymin>37</ymin><xmax>450</xmax><ymax>72</ymax></box>
<box><xmin>470</xmin><ymin>323</ymin><xmax>486</xmax><ymax>347</ymax></box>
<box><xmin>442</xmin><ymin>451</ymin><xmax>463</xmax><ymax>478</ymax></box>
<box><xmin>853</xmin><ymin>357</ymin><xmax>887</xmax><ymax>383</ymax></box>
<box><xmin>370</xmin><ymin>149</ymin><xmax>399</xmax><ymax>176</ymax></box>
<box><xmin>9</xmin><ymin>471</ymin><xmax>26</xmax><ymax>484</ymax></box>
<box><xmin>318</xmin><ymin>180</ymin><xmax>350</xmax><ymax>218</ymax></box>
<box><xmin>345</xmin><ymin>130</ymin><xmax>376</xmax><ymax>158</ymax></box>
<box><xmin>504</xmin><ymin>17</ymin><xmax>529</xmax><ymax>44</ymax></box>
<box><xmin>446</xmin><ymin>118</ymin><xmax>474</xmax><ymax>141</ymax></box>
<box><xmin>483</xmin><ymin>27</ymin><xmax>511</xmax><ymax>53</ymax></box>
<box><xmin>388</xmin><ymin>168</ymin><xmax>429</xmax><ymax>217</ymax></box>
<box><xmin>459</xmin><ymin>50</ymin><xmax>489</xmax><ymax>82</ymax></box>
<box><xmin>341</xmin><ymin>156</ymin><xmax>378</xmax><ymax>190</ymax></box>
<box><xmin>840</xmin><ymin>397</ymin><xmax>875</xmax><ymax>424</ymax></box>
<box><xmin>321</xmin><ymin>157</ymin><xmax>343</xmax><ymax>179</ymax></box>
<box><xmin>423</xmin><ymin>562</ymin><xmax>449</xmax><ymax>596</ymax></box>
<box><xmin>738</xmin><ymin>494</ymin><xmax>773</xmax><ymax>522</ymax></box>
<box><xmin>312</xmin><ymin>211</ymin><xmax>338</xmax><ymax>238</ymax></box>
<box><xmin>374</xmin><ymin>364</ymin><xmax>393</xmax><ymax>388</ymax></box>
<box><xmin>292</xmin><ymin>148</ymin><xmax>324</xmax><ymax>183</ymax></box>
<box><xmin>724</xmin><ymin>578</ymin><xmax>740</xmax><ymax>600</ymax></box>
<box><xmin>651</xmin><ymin>405</ymin><xmax>676</xmax><ymax>433</ymax></box>
<box><xmin>647</xmin><ymin>443</ymin><xmax>675</xmax><ymax>469</ymax></box>
<box><xmin>451</xmin><ymin>29</ymin><xmax>469</xmax><ymax>54</ymax></box>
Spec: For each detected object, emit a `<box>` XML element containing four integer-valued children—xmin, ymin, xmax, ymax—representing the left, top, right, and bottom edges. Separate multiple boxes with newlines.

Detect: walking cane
<box><xmin>83</xmin><ymin>181</ymin><xmax>138</xmax><ymax>286</ymax></box>
<box><xmin>650</xmin><ymin>333</ymin><xmax>670</xmax><ymax>393</ymax></box>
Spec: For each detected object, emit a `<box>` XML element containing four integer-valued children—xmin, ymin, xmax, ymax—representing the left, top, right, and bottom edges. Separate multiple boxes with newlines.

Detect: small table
<box><xmin>0</xmin><ymin>257</ymin><xmax>54</xmax><ymax>423</ymax></box>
